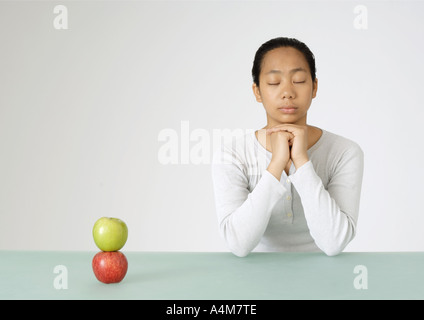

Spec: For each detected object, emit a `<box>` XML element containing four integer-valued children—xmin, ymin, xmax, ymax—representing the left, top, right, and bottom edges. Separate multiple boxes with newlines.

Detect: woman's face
<box><xmin>252</xmin><ymin>46</ymin><xmax>318</xmax><ymax>127</ymax></box>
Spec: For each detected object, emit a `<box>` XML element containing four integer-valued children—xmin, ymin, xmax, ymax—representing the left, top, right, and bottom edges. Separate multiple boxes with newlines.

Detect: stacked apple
<box><xmin>92</xmin><ymin>217</ymin><xmax>128</xmax><ymax>284</ymax></box>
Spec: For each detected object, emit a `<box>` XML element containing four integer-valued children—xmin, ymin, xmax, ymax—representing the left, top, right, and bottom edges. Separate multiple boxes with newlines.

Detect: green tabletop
<box><xmin>0</xmin><ymin>251</ymin><xmax>423</xmax><ymax>300</ymax></box>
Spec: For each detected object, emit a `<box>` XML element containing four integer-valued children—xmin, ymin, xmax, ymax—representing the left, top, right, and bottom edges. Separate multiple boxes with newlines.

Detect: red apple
<box><xmin>92</xmin><ymin>251</ymin><xmax>128</xmax><ymax>284</ymax></box>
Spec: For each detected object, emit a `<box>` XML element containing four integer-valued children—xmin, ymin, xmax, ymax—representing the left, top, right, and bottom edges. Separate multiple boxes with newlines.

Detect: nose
<box><xmin>280</xmin><ymin>82</ymin><xmax>295</xmax><ymax>100</ymax></box>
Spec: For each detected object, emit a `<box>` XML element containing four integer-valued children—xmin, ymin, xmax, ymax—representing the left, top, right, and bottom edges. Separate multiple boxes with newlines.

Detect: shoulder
<box><xmin>317</xmin><ymin>130</ymin><xmax>364</xmax><ymax>180</ymax></box>
<box><xmin>320</xmin><ymin>130</ymin><xmax>364</xmax><ymax>158</ymax></box>
<box><xmin>311</xmin><ymin>129</ymin><xmax>364</xmax><ymax>173</ymax></box>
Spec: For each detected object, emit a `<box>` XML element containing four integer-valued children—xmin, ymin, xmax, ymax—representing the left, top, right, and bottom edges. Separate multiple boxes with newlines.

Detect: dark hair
<box><xmin>252</xmin><ymin>37</ymin><xmax>316</xmax><ymax>87</ymax></box>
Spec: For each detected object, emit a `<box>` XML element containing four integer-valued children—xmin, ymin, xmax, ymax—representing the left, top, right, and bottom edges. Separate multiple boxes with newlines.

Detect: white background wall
<box><xmin>1</xmin><ymin>0</ymin><xmax>423</xmax><ymax>252</ymax></box>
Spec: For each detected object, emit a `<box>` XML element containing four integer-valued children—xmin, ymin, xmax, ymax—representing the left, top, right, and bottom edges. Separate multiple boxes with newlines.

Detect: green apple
<box><xmin>93</xmin><ymin>217</ymin><xmax>128</xmax><ymax>251</ymax></box>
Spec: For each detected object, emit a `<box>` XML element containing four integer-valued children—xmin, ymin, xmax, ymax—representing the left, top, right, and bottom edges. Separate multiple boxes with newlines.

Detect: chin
<box><xmin>277</xmin><ymin>116</ymin><xmax>299</xmax><ymax>124</ymax></box>
<box><xmin>278</xmin><ymin>112</ymin><xmax>306</xmax><ymax>125</ymax></box>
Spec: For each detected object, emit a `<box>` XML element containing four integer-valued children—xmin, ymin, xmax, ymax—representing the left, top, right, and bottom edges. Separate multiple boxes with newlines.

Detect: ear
<box><xmin>252</xmin><ymin>83</ymin><xmax>262</xmax><ymax>102</ymax></box>
<box><xmin>312</xmin><ymin>78</ymin><xmax>318</xmax><ymax>98</ymax></box>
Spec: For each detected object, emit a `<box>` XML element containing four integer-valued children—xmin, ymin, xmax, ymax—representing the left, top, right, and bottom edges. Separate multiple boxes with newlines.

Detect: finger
<box><xmin>266</xmin><ymin>127</ymin><xmax>291</xmax><ymax>135</ymax></box>
<box><xmin>266</xmin><ymin>127</ymin><xmax>292</xmax><ymax>135</ymax></box>
<box><xmin>287</xmin><ymin>134</ymin><xmax>294</xmax><ymax>146</ymax></box>
<box><xmin>270</xmin><ymin>130</ymin><xmax>294</xmax><ymax>142</ymax></box>
<box><xmin>267</xmin><ymin>126</ymin><xmax>304</xmax><ymax>137</ymax></box>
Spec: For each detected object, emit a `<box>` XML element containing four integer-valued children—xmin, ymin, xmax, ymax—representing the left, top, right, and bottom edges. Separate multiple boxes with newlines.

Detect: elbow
<box><xmin>319</xmin><ymin>238</ymin><xmax>351</xmax><ymax>256</ymax></box>
<box><xmin>322</xmin><ymin>247</ymin><xmax>343</xmax><ymax>257</ymax></box>
<box><xmin>230</xmin><ymin>247</ymin><xmax>251</xmax><ymax>258</ymax></box>
<box><xmin>225</xmin><ymin>234</ymin><xmax>252</xmax><ymax>257</ymax></box>
<box><xmin>317</xmin><ymin>221</ymin><xmax>356</xmax><ymax>257</ymax></box>
<box><xmin>220</xmin><ymin>221</ymin><xmax>253</xmax><ymax>258</ymax></box>
<box><xmin>317</xmin><ymin>237</ymin><xmax>347</xmax><ymax>256</ymax></box>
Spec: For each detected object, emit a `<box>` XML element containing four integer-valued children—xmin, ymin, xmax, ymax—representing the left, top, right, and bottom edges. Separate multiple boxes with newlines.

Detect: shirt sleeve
<box><xmin>211</xmin><ymin>148</ymin><xmax>289</xmax><ymax>257</ymax></box>
<box><xmin>288</xmin><ymin>144</ymin><xmax>364</xmax><ymax>256</ymax></box>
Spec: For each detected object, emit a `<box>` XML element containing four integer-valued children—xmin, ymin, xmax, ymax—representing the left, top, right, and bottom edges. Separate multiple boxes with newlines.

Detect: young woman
<box><xmin>211</xmin><ymin>37</ymin><xmax>364</xmax><ymax>257</ymax></box>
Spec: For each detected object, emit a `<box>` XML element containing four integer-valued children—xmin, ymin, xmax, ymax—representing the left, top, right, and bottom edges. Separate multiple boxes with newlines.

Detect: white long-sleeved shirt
<box><xmin>211</xmin><ymin>129</ymin><xmax>364</xmax><ymax>257</ymax></box>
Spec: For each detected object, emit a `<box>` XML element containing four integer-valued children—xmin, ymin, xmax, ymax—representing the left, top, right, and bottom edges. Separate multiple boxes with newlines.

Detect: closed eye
<box><xmin>294</xmin><ymin>81</ymin><xmax>306</xmax><ymax>84</ymax></box>
<box><xmin>268</xmin><ymin>83</ymin><xmax>280</xmax><ymax>85</ymax></box>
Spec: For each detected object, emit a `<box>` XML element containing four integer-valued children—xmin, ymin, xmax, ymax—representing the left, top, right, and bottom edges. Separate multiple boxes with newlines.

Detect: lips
<box><xmin>278</xmin><ymin>106</ymin><xmax>297</xmax><ymax>114</ymax></box>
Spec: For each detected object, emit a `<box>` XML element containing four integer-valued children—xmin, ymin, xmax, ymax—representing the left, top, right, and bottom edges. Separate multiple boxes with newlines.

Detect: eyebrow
<box><xmin>265</xmin><ymin>67</ymin><xmax>307</xmax><ymax>75</ymax></box>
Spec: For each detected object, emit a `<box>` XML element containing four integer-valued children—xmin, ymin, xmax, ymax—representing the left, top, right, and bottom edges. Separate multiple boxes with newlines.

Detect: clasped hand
<box><xmin>266</xmin><ymin>124</ymin><xmax>309</xmax><ymax>170</ymax></box>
